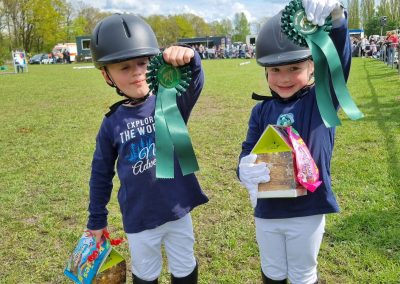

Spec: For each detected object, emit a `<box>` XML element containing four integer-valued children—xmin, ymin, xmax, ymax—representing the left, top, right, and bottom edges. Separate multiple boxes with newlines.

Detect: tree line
<box><xmin>0</xmin><ymin>0</ymin><xmax>251</xmax><ymax>61</ymax></box>
<box><xmin>347</xmin><ymin>0</ymin><xmax>400</xmax><ymax>35</ymax></box>
<box><xmin>0</xmin><ymin>0</ymin><xmax>399</xmax><ymax>61</ymax></box>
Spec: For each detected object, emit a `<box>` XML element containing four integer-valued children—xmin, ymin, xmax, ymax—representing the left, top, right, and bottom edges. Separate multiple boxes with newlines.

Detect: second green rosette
<box><xmin>281</xmin><ymin>0</ymin><xmax>363</xmax><ymax>127</ymax></box>
<box><xmin>147</xmin><ymin>53</ymin><xmax>199</xmax><ymax>178</ymax></box>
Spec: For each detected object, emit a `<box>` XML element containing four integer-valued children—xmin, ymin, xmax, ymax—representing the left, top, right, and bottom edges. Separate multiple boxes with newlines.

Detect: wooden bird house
<box><xmin>251</xmin><ymin>125</ymin><xmax>307</xmax><ymax>198</ymax></box>
<box><xmin>92</xmin><ymin>249</ymin><xmax>126</xmax><ymax>284</ymax></box>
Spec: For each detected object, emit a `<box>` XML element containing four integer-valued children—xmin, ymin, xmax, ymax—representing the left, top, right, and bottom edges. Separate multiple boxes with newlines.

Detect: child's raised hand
<box><xmin>302</xmin><ymin>0</ymin><xmax>343</xmax><ymax>26</ymax></box>
<box><xmin>163</xmin><ymin>46</ymin><xmax>194</xmax><ymax>67</ymax></box>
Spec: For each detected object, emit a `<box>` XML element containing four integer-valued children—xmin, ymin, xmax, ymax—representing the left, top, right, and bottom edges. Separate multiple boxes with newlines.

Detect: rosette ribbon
<box><xmin>147</xmin><ymin>54</ymin><xmax>199</xmax><ymax>178</ymax></box>
<box><xmin>281</xmin><ymin>0</ymin><xmax>363</xmax><ymax>127</ymax></box>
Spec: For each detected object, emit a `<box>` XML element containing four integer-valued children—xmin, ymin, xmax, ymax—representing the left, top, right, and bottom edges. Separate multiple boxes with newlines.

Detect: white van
<box><xmin>53</xmin><ymin>43</ymin><xmax>77</xmax><ymax>62</ymax></box>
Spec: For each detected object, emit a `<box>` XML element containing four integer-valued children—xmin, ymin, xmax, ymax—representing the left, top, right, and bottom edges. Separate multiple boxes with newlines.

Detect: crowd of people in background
<box><xmin>46</xmin><ymin>49</ymin><xmax>71</xmax><ymax>64</ymax></box>
<box><xmin>191</xmin><ymin>43</ymin><xmax>256</xmax><ymax>59</ymax></box>
<box><xmin>351</xmin><ymin>30</ymin><xmax>399</xmax><ymax>67</ymax></box>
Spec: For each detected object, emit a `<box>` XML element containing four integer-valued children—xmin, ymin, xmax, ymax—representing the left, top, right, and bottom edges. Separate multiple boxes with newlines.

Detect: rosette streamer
<box><xmin>147</xmin><ymin>53</ymin><xmax>199</xmax><ymax>178</ymax></box>
<box><xmin>281</xmin><ymin>0</ymin><xmax>363</xmax><ymax>127</ymax></box>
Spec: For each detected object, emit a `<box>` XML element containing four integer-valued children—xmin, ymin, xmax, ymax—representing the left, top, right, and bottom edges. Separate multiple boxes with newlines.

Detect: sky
<box><xmin>71</xmin><ymin>0</ymin><xmax>288</xmax><ymax>23</ymax></box>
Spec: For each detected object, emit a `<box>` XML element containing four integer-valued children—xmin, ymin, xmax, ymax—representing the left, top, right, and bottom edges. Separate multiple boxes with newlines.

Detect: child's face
<box><xmin>102</xmin><ymin>57</ymin><xmax>150</xmax><ymax>99</ymax></box>
<box><xmin>266</xmin><ymin>60</ymin><xmax>314</xmax><ymax>99</ymax></box>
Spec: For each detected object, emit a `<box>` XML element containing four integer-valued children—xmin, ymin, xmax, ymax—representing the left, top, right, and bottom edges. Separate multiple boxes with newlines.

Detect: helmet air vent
<box><xmin>122</xmin><ymin>19</ymin><xmax>131</xmax><ymax>38</ymax></box>
<box><xmin>96</xmin><ymin>22</ymin><xmax>102</xmax><ymax>45</ymax></box>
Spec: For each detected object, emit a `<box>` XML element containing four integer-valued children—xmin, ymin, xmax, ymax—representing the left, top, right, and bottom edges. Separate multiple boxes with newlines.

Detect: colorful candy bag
<box><xmin>286</xmin><ymin>126</ymin><xmax>322</xmax><ymax>192</ymax></box>
<box><xmin>64</xmin><ymin>229</ymin><xmax>125</xmax><ymax>284</ymax></box>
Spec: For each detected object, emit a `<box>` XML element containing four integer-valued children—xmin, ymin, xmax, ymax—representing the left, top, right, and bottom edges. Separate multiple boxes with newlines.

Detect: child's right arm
<box><xmin>237</xmin><ymin>105</ymin><xmax>270</xmax><ymax>208</ymax></box>
<box><xmin>238</xmin><ymin>153</ymin><xmax>270</xmax><ymax>208</ymax></box>
<box><xmin>87</xmin><ymin>119</ymin><xmax>118</xmax><ymax>232</ymax></box>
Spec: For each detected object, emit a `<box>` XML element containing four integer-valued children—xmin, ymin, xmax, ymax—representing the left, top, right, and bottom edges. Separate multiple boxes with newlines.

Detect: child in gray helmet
<box><xmin>238</xmin><ymin>1</ymin><xmax>349</xmax><ymax>283</ymax></box>
<box><xmin>86</xmin><ymin>13</ymin><xmax>208</xmax><ymax>284</ymax></box>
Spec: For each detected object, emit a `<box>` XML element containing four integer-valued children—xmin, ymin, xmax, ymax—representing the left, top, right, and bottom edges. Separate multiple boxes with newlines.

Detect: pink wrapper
<box><xmin>286</xmin><ymin>127</ymin><xmax>322</xmax><ymax>192</ymax></box>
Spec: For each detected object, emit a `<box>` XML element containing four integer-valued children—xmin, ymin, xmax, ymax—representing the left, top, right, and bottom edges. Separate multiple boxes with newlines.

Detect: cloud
<box><xmin>102</xmin><ymin>0</ymin><xmax>161</xmax><ymax>15</ymax></box>
<box><xmin>71</xmin><ymin>0</ymin><xmax>285</xmax><ymax>22</ymax></box>
<box><xmin>232</xmin><ymin>3</ymin><xmax>254</xmax><ymax>21</ymax></box>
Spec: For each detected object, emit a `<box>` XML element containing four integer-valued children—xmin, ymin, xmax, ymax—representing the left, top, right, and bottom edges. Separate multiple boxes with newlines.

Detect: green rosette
<box><xmin>147</xmin><ymin>53</ymin><xmax>199</xmax><ymax>178</ymax></box>
<box><xmin>281</xmin><ymin>0</ymin><xmax>363</xmax><ymax>127</ymax></box>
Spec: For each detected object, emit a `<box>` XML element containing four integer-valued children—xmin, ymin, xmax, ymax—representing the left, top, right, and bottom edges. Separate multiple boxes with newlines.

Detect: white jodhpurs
<box><xmin>255</xmin><ymin>214</ymin><xmax>325</xmax><ymax>284</ymax></box>
<box><xmin>126</xmin><ymin>213</ymin><xmax>196</xmax><ymax>281</ymax></box>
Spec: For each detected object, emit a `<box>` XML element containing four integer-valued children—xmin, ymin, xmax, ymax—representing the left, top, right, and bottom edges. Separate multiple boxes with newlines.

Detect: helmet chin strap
<box><xmin>103</xmin><ymin>67</ymin><xmax>150</xmax><ymax>105</ymax></box>
<box><xmin>104</xmin><ymin>67</ymin><xmax>124</xmax><ymax>96</ymax></box>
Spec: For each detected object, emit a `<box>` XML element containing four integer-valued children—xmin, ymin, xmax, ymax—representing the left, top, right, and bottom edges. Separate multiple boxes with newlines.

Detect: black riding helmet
<box><xmin>256</xmin><ymin>11</ymin><xmax>311</xmax><ymax>67</ymax></box>
<box><xmin>90</xmin><ymin>13</ymin><xmax>160</xmax><ymax>69</ymax></box>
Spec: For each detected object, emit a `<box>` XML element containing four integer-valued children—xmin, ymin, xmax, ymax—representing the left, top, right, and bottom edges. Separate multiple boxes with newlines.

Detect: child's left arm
<box><xmin>163</xmin><ymin>46</ymin><xmax>204</xmax><ymax>122</ymax></box>
<box><xmin>302</xmin><ymin>0</ymin><xmax>351</xmax><ymax>80</ymax></box>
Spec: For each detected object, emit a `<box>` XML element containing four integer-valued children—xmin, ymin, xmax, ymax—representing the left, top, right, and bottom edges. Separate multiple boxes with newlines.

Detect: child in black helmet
<box><xmin>238</xmin><ymin>0</ymin><xmax>349</xmax><ymax>283</ymax></box>
<box><xmin>87</xmin><ymin>13</ymin><xmax>208</xmax><ymax>283</ymax></box>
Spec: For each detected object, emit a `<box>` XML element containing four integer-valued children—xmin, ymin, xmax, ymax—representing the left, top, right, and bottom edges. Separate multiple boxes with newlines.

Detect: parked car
<box><xmin>29</xmin><ymin>54</ymin><xmax>46</xmax><ymax>64</ymax></box>
<box><xmin>41</xmin><ymin>54</ymin><xmax>54</xmax><ymax>64</ymax></box>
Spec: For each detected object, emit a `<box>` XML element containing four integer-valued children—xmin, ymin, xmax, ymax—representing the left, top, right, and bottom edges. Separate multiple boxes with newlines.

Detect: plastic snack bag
<box><xmin>64</xmin><ymin>229</ymin><xmax>125</xmax><ymax>284</ymax></box>
<box><xmin>286</xmin><ymin>126</ymin><xmax>322</xmax><ymax>192</ymax></box>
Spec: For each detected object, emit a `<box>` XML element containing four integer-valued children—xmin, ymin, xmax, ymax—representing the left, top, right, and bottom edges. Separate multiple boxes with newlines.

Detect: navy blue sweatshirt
<box><xmin>87</xmin><ymin>52</ymin><xmax>208</xmax><ymax>233</ymax></box>
<box><xmin>239</xmin><ymin>17</ymin><xmax>351</xmax><ymax>219</ymax></box>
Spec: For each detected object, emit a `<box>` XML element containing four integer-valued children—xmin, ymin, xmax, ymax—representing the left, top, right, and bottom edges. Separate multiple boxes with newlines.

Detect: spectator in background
<box><xmin>384</xmin><ymin>31</ymin><xmax>391</xmax><ymax>64</ymax></box>
<box><xmin>13</xmin><ymin>52</ymin><xmax>25</xmax><ymax>73</ymax></box>
<box><xmin>198</xmin><ymin>44</ymin><xmax>205</xmax><ymax>59</ymax></box>
<box><xmin>225</xmin><ymin>44</ymin><xmax>231</xmax><ymax>58</ymax></box>
<box><xmin>51</xmin><ymin>51</ymin><xmax>57</xmax><ymax>64</ymax></box>
<box><xmin>387</xmin><ymin>31</ymin><xmax>399</xmax><ymax>65</ymax></box>
<box><xmin>351</xmin><ymin>39</ymin><xmax>359</xmax><ymax>57</ymax></box>
<box><xmin>360</xmin><ymin>37</ymin><xmax>369</xmax><ymax>57</ymax></box>
<box><xmin>62</xmin><ymin>50</ymin><xmax>67</xmax><ymax>63</ymax></box>
<box><xmin>63</xmin><ymin>49</ymin><xmax>71</xmax><ymax>64</ymax></box>
<box><xmin>66</xmin><ymin>50</ymin><xmax>71</xmax><ymax>63</ymax></box>
<box><xmin>369</xmin><ymin>40</ymin><xmax>377</xmax><ymax>58</ymax></box>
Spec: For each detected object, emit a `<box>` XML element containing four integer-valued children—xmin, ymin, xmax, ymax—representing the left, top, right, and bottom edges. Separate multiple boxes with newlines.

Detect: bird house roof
<box><xmin>251</xmin><ymin>125</ymin><xmax>293</xmax><ymax>154</ymax></box>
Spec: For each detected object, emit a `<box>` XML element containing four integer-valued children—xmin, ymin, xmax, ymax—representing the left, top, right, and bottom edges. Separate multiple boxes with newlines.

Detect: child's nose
<box><xmin>280</xmin><ymin>72</ymin><xmax>291</xmax><ymax>82</ymax></box>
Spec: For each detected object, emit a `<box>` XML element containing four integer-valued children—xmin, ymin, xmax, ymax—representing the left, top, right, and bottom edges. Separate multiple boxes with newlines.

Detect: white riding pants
<box><xmin>126</xmin><ymin>213</ymin><xmax>196</xmax><ymax>281</ymax></box>
<box><xmin>255</xmin><ymin>214</ymin><xmax>325</xmax><ymax>284</ymax></box>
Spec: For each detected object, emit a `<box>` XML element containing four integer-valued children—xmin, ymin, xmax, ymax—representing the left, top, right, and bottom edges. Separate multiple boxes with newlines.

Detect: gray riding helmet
<box><xmin>91</xmin><ymin>13</ymin><xmax>160</xmax><ymax>69</ymax></box>
<box><xmin>256</xmin><ymin>11</ymin><xmax>311</xmax><ymax>67</ymax></box>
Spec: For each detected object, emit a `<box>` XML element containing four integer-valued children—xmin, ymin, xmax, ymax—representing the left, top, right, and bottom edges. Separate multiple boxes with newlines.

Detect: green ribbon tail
<box><xmin>159</xmin><ymin>85</ymin><xmax>199</xmax><ymax>176</ymax></box>
<box><xmin>309</xmin><ymin>31</ymin><xmax>364</xmax><ymax>121</ymax></box>
<box><xmin>155</xmin><ymin>89</ymin><xmax>174</xmax><ymax>178</ymax></box>
<box><xmin>306</xmin><ymin>39</ymin><xmax>341</xmax><ymax>127</ymax></box>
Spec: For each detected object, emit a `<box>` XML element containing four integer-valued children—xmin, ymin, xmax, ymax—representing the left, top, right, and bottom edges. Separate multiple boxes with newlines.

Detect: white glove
<box><xmin>239</xmin><ymin>154</ymin><xmax>270</xmax><ymax>208</ymax></box>
<box><xmin>302</xmin><ymin>0</ymin><xmax>344</xmax><ymax>26</ymax></box>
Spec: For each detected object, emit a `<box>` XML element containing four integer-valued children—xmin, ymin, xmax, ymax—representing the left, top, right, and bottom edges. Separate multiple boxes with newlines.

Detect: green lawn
<box><xmin>0</xmin><ymin>58</ymin><xmax>399</xmax><ymax>283</ymax></box>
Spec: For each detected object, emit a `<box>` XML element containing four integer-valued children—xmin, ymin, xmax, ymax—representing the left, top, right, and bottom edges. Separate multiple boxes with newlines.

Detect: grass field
<box><xmin>0</xmin><ymin>58</ymin><xmax>399</xmax><ymax>283</ymax></box>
